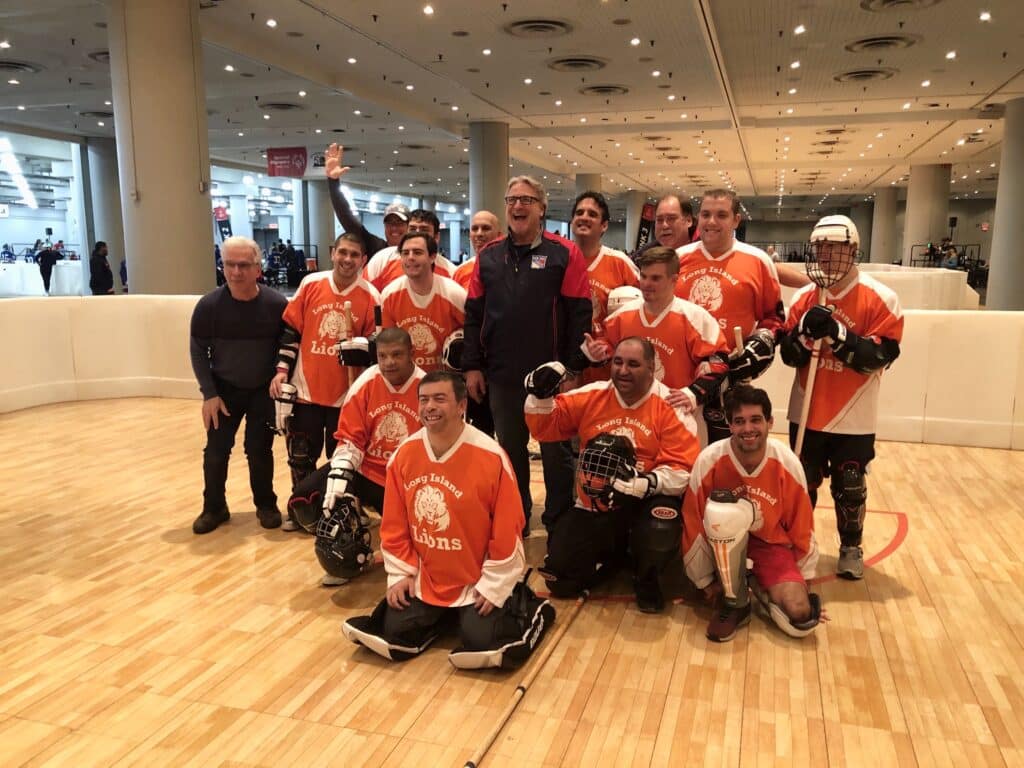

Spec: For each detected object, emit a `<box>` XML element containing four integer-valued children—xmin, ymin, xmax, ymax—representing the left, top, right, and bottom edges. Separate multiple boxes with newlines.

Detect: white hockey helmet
<box><xmin>810</xmin><ymin>215</ymin><xmax>859</xmax><ymax>248</ymax></box>
<box><xmin>606</xmin><ymin>285</ymin><xmax>643</xmax><ymax>314</ymax></box>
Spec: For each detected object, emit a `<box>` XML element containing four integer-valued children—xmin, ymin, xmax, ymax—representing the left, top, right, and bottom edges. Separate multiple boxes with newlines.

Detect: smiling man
<box><xmin>462</xmin><ymin>176</ymin><xmax>592</xmax><ymax>533</ymax></box>
<box><xmin>524</xmin><ymin>337</ymin><xmax>701</xmax><ymax>612</ymax></box>
<box><xmin>453</xmin><ymin>210</ymin><xmax>500</xmax><ymax>289</ymax></box>
<box><xmin>682</xmin><ymin>385</ymin><xmax>825</xmax><ymax>642</ymax></box>
<box><xmin>342</xmin><ymin>371</ymin><xmax>554</xmax><ymax>670</ymax></box>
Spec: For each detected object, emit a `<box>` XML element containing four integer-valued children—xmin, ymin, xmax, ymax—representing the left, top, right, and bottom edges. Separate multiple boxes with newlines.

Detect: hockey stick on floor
<box><xmin>462</xmin><ymin>589</ymin><xmax>590</xmax><ymax>768</ymax></box>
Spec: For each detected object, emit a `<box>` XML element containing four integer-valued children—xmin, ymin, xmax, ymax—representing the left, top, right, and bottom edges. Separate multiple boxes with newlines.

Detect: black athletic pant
<box><xmin>288</xmin><ymin>402</ymin><xmax>341</xmax><ymax>486</ymax></box>
<box><xmin>202</xmin><ymin>380</ymin><xmax>277</xmax><ymax>514</ymax></box>
<box><xmin>487</xmin><ymin>378</ymin><xmax>574</xmax><ymax>530</ymax></box>
<box><xmin>289</xmin><ymin>463</ymin><xmax>385</xmax><ymax>513</ymax></box>
<box><xmin>382</xmin><ymin>597</ymin><xmax>512</xmax><ymax>653</ymax></box>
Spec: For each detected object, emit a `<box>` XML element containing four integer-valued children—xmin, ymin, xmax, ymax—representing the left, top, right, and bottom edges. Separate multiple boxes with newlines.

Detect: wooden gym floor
<box><xmin>2</xmin><ymin>398</ymin><xmax>1024</xmax><ymax>767</ymax></box>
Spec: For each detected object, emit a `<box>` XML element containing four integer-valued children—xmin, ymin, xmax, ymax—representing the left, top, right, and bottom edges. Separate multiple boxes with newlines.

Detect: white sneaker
<box><xmin>321</xmin><ymin>574</ymin><xmax>349</xmax><ymax>587</ymax></box>
<box><xmin>281</xmin><ymin>518</ymin><xmax>299</xmax><ymax>532</ymax></box>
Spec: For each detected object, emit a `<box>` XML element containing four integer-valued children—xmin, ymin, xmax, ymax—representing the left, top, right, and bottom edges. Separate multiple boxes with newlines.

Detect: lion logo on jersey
<box><xmin>318</xmin><ymin>309</ymin><xmax>350</xmax><ymax>340</ymax></box>
<box><xmin>408</xmin><ymin>323</ymin><xmax>437</xmax><ymax>354</ymax></box>
<box><xmin>413</xmin><ymin>484</ymin><xmax>450</xmax><ymax>532</ymax></box>
<box><xmin>373</xmin><ymin>410</ymin><xmax>409</xmax><ymax>444</ymax></box>
<box><xmin>689</xmin><ymin>275</ymin><xmax>723</xmax><ymax>312</ymax></box>
<box><xmin>610</xmin><ymin>425</ymin><xmax>637</xmax><ymax>447</ymax></box>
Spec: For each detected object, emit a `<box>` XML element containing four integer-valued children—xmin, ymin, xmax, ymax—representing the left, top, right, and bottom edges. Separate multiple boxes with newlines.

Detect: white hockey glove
<box><xmin>524</xmin><ymin>361</ymin><xmax>568</xmax><ymax>399</ymax></box>
<box><xmin>611</xmin><ymin>470</ymin><xmax>658</xmax><ymax>499</ymax></box>
<box><xmin>324</xmin><ymin>454</ymin><xmax>358</xmax><ymax>512</ymax></box>
<box><xmin>273</xmin><ymin>382</ymin><xmax>297</xmax><ymax>435</ymax></box>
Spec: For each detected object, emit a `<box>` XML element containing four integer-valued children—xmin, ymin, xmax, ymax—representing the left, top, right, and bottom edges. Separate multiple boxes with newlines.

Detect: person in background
<box><xmin>89</xmin><ymin>241</ymin><xmax>115</xmax><ymax>295</ymax></box>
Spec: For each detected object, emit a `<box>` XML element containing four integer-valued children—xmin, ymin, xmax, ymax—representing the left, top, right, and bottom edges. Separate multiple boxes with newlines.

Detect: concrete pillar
<box><xmin>228</xmin><ymin>195</ymin><xmax>252</xmax><ymax>239</ymax></box>
<box><xmin>575</xmin><ymin>173</ymin><xmax>602</xmax><ymax>196</ymax></box>
<box><xmin>902</xmin><ymin>164</ymin><xmax>951</xmax><ymax>266</ymax></box>
<box><xmin>291</xmin><ymin>179</ymin><xmax>306</xmax><ymax>247</ymax></box>
<box><xmin>306</xmin><ymin>179</ymin><xmax>334</xmax><ymax>270</ymax></box>
<box><xmin>108</xmin><ymin>0</ymin><xmax>212</xmax><ymax>294</ymax></box>
<box><xmin>870</xmin><ymin>187</ymin><xmax>898</xmax><ymax>264</ymax></box>
<box><xmin>420</xmin><ymin>196</ymin><xmax>436</xmax><ymax>213</ymax></box>
<box><xmin>469</xmin><ymin>122</ymin><xmax>509</xmax><ymax>232</ymax></box>
<box><xmin>849</xmin><ymin>202</ymin><xmax>873</xmax><ymax>263</ymax></box>
<box><xmin>987</xmin><ymin>97</ymin><xmax>1024</xmax><ymax>310</ymax></box>
<box><xmin>624</xmin><ymin>189</ymin><xmax>648</xmax><ymax>252</ymax></box>
<box><xmin>448</xmin><ymin>220</ymin><xmax>461</xmax><ymax>261</ymax></box>
<box><xmin>85</xmin><ymin>137</ymin><xmax>126</xmax><ymax>289</ymax></box>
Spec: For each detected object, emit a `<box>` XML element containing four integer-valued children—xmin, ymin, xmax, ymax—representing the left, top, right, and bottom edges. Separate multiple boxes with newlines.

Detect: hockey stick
<box><xmin>462</xmin><ymin>589</ymin><xmax>590</xmax><ymax>768</ymax></box>
<box><xmin>793</xmin><ymin>287</ymin><xmax>827</xmax><ymax>456</ymax></box>
<box><xmin>732</xmin><ymin>325</ymin><xmax>744</xmax><ymax>357</ymax></box>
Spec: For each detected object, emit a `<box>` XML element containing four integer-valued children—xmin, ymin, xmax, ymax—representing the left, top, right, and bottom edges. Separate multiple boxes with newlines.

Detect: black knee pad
<box><xmin>631</xmin><ymin>498</ymin><xmax>682</xmax><ymax>577</ymax></box>
<box><xmin>449</xmin><ymin>581</ymin><xmax>556</xmax><ymax>670</ymax></box>
<box><xmin>830</xmin><ymin>461</ymin><xmax>866</xmax><ymax>537</ymax></box>
<box><xmin>542</xmin><ymin>507</ymin><xmax>615</xmax><ymax>595</ymax></box>
<box><xmin>341</xmin><ymin>599</ymin><xmax>437</xmax><ymax>662</ymax></box>
<box><xmin>286</xmin><ymin>432</ymin><xmax>316</xmax><ymax>483</ymax></box>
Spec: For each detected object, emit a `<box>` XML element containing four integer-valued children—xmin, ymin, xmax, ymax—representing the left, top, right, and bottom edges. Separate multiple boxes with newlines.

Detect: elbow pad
<box><xmin>276</xmin><ymin>324</ymin><xmax>302</xmax><ymax>373</ymax></box>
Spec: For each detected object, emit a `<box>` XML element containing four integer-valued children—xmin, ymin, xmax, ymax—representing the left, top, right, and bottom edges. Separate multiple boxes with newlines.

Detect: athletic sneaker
<box><xmin>837</xmin><ymin>545</ymin><xmax>864</xmax><ymax>580</ymax></box>
<box><xmin>256</xmin><ymin>506</ymin><xmax>282</xmax><ymax>529</ymax></box>
<box><xmin>321</xmin><ymin>574</ymin><xmax>349</xmax><ymax>587</ymax></box>
<box><xmin>634</xmin><ymin>576</ymin><xmax>665</xmax><ymax>614</ymax></box>
<box><xmin>706</xmin><ymin>601</ymin><xmax>751</xmax><ymax>643</ymax></box>
<box><xmin>281</xmin><ymin>516</ymin><xmax>299</xmax><ymax>532</ymax></box>
<box><xmin>192</xmin><ymin>506</ymin><xmax>229</xmax><ymax>535</ymax></box>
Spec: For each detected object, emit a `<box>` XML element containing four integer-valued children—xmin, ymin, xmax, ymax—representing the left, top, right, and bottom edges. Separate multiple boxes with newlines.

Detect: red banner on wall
<box><xmin>266</xmin><ymin>147</ymin><xmax>308</xmax><ymax>177</ymax></box>
<box><xmin>634</xmin><ymin>202</ymin><xmax>657</xmax><ymax>253</ymax></box>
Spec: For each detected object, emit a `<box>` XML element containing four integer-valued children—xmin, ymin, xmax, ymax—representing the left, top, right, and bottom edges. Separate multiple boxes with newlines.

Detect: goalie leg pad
<box><xmin>342</xmin><ymin>598</ymin><xmax>444</xmax><ymax>662</ymax></box>
<box><xmin>831</xmin><ymin>461</ymin><xmax>867</xmax><ymax>547</ymax></box>
<box><xmin>630</xmin><ymin>496</ymin><xmax>682</xmax><ymax>580</ymax></box>
<box><xmin>704</xmin><ymin>491</ymin><xmax>757</xmax><ymax>605</ymax></box>
<box><xmin>541</xmin><ymin>506</ymin><xmax>618</xmax><ymax>597</ymax></box>
<box><xmin>751</xmin><ymin>582</ymin><xmax>822</xmax><ymax>638</ymax></box>
<box><xmin>448</xmin><ymin>581</ymin><xmax>556</xmax><ymax>670</ymax></box>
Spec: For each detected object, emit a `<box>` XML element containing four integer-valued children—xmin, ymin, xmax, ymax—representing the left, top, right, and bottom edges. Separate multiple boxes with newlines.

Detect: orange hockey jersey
<box><xmin>785</xmin><ymin>272</ymin><xmax>903</xmax><ymax>435</ymax></box>
<box><xmin>525</xmin><ymin>380</ymin><xmax>700</xmax><ymax>509</ymax></box>
<box><xmin>674</xmin><ymin>240</ymin><xmax>783</xmax><ymax>348</ymax></box>
<box><xmin>282</xmin><ymin>272</ymin><xmax>380</xmax><ymax>407</ymax></box>
<box><xmin>332</xmin><ymin>365</ymin><xmax>426</xmax><ymax>487</ymax></box>
<box><xmin>364</xmin><ymin>245</ymin><xmax>456</xmax><ymax>293</ymax></box>
<box><xmin>682</xmin><ymin>438</ymin><xmax>819</xmax><ymax>589</ymax></box>
<box><xmin>452</xmin><ymin>257</ymin><xmax>475</xmax><ymax>290</ymax></box>
<box><xmin>381</xmin><ymin>425</ymin><xmax>526</xmax><ymax>607</ymax></box>
<box><xmin>581</xmin><ymin>245</ymin><xmax>641</xmax><ymax>385</ymax></box>
<box><xmin>602</xmin><ymin>297</ymin><xmax>728</xmax><ymax>389</ymax></box>
<box><xmin>380</xmin><ymin>275</ymin><xmax>466</xmax><ymax>372</ymax></box>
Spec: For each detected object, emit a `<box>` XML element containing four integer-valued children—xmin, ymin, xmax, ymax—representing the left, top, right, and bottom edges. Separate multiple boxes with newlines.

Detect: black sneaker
<box><xmin>706</xmin><ymin>601</ymin><xmax>752</xmax><ymax>643</ymax></box>
<box><xmin>634</xmin><ymin>578</ymin><xmax>665</xmax><ymax>614</ymax></box>
<box><xmin>193</xmin><ymin>506</ymin><xmax>230</xmax><ymax>535</ymax></box>
<box><xmin>257</xmin><ymin>506</ymin><xmax>282</xmax><ymax>529</ymax></box>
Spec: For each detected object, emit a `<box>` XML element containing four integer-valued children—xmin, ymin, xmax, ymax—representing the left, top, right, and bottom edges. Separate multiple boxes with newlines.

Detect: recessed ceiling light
<box><xmin>580</xmin><ymin>117</ymin><xmax>587</xmax><ymax>123</ymax></box>
<box><xmin>794</xmin><ymin>24</ymin><xmax>806</xmax><ymax>35</ymax></box>
<box><xmin>97</xmin><ymin>121</ymin><xmax>104</xmax><ymax>126</ymax></box>
<box><xmin>667</xmin><ymin>94</ymin><xmax>676</xmax><ymax>101</ymax></box>
<box><xmin>266</xmin><ymin>19</ymin><xmax>277</xmax><ymax>28</ymax></box>
<box><xmin>224</xmin><ymin>65</ymin><xmax>234</xmax><ymax>72</ymax></box>
<box><xmin>406</xmin><ymin>84</ymin><xmax>414</xmax><ymax>90</ymax></box>
<box><xmin>786</xmin><ymin>107</ymin><xmax>794</xmax><ymax>114</ymax></box>
<box><xmin>398</xmin><ymin>125</ymin><xmax>405</xmax><ymax>130</ymax></box>
<box><xmin>554</xmin><ymin>99</ymin><xmax>562</xmax><ymax>106</ymax></box>
<box><xmin>783</xmin><ymin>136</ymin><xmax>790</xmax><ymax>142</ymax></box>
<box><xmin>990</xmin><ymin>162</ymin><xmax>996</xmax><ymax>168</ymax></box>
<box><xmin>651</xmin><ymin>70</ymin><xmax>661</xmax><ymax>77</ymax></box>
<box><xmin>237</xmin><ymin>131</ymin><xmax>244</xmax><ymax>136</ymax></box>
<box><xmin>298</xmin><ymin>90</ymin><xmax>306</xmax><ymax>97</ymax></box>
<box><xmin>423</xmin><ymin>4</ymin><xmax>434</xmax><ymax>14</ymax></box>
<box><xmin>979</xmin><ymin>11</ymin><xmax>991</xmax><ymax>21</ymax></box>
<box><xmin>790</xmin><ymin>60</ymin><xmax>800</xmax><ymax>69</ymax></box>
<box><xmin>630</xmin><ymin>37</ymin><xmax>640</xmax><ymax>46</ymax></box>
<box><xmin>482</xmin><ymin>48</ymin><xmax>491</xmax><ymax>55</ymax></box>
<box><xmin>946</xmin><ymin>50</ymin><xmax>956</xmax><ymax>60</ymax></box>
<box><xmin>876</xmin><ymin>132</ymin><xmax>884</xmax><ymax>138</ymax></box>
<box><xmin>956</xmin><ymin>138</ymin><xmax>965</xmax><ymax>145</ymax></box>
<box><xmin>902</xmin><ymin>102</ymin><xmax>911</xmax><ymax>109</ymax></box>
<box><xmin>0</xmin><ymin>41</ymin><xmax>9</xmax><ymax>49</ymax></box>
<box><xmin>353</xmin><ymin>109</ymin><xmax>361</xmax><ymax>115</ymax></box>
<box><xmin>523</xmin><ymin>77</ymin><xmax>533</xmax><ymax>84</ymax></box>
<box><xmin>263</xmin><ymin>114</ymin><xmax>270</xmax><ymax>120</ymax></box>
<box><xmin>451</xmin><ymin>105</ymin><xmax>459</xmax><ymax>111</ymax></box>
<box><xmin>16</xmin><ymin>105</ymin><xmax>24</xmax><ymax>110</ymax></box>
<box><xmin>104</xmin><ymin>100</ymin><xmax>112</xmax><ymax>106</ymax></box>
<box><xmin>788</xmin><ymin>87</ymin><xmax>797</xmax><ymax>95</ymax></box>
<box><xmin>975</xmin><ymin>128</ymin><xmax>983</xmax><ymax>134</ymax></box>
<box><xmin>347</xmin><ymin>57</ymin><xmax>357</xmax><ymax>64</ymax></box>
<box><xmin>921</xmin><ymin>79</ymin><xmax>931</xmax><ymax>87</ymax></box>
<box><xmin>961</xmin><ymin>174</ymin><xmax>967</xmax><ymax>179</ymax></box>
<box><xmin>7</xmin><ymin>79</ymin><xmax>18</xmax><ymax>85</ymax></box>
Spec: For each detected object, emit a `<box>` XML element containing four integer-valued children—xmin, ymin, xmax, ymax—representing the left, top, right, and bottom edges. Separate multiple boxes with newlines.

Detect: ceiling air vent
<box><xmin>402</xmin><ymin>144</ymin><xmax>430</xmax><ymax>150</ymax></box>
<box><xmin>503</xmin><ymin>19</ymin><xmax>573</xmax><ymax>39</ymax></box>
<box><xmin>817</xmin><ymin>128</ymin><xmax>849</xmax><ymax>135</ymax></box>
<box><xmin>87</xmin><ymin>50</ymin><xmax>109</xmax><ymax>63</ymax></box>
<box><xmin>844</xmin><ymin>34</ymin><xmax>920</xmax><ymax>52</ymax></box>
<box><xmin>261</xmin><ymin>102</ymin><xmax>303</xmax><ymax>111</ymax></box>
<box><xmin>578</xmin><ymin>84</ymin><xmax>629</xmax><ymax>96</ymax></box>
<box><xmin>548</xmin><ymin>56</ymin><xmax>607</xmax><ymax>72</ymax></box>
<box><xmin>0</xmin><ymin>59</ymin><xmax>42</xmax><ymax>74</ymax></box>
<box><xmin>833</xmin><ymin>68</ymin><xmax>897</xmax><ymax>83</ymax></box>
<box><xmin>860</xmin><ymin>0</ymin><xmax>943</xmax><ymax>10</ymax></box>
<box><xmin>653</xmin><ymin>146</ymin><xmax>678</xmax><ymax>152</ymax></box>
<box><xmin>393</xmin><ymin>162</ymin><xmax>416</xmax><ymax>168</ymax></box>
<box><xmin>79</xmin><ymin>110</ymin><xmax>113</xmax><ymax>119</ymax></box>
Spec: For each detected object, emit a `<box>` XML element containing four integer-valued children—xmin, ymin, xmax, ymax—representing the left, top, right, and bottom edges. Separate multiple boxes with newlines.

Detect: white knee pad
<box><xmin>703</xmin><ymin>490</ymin><xmax>758</xmax><ymax>602</ymax></box>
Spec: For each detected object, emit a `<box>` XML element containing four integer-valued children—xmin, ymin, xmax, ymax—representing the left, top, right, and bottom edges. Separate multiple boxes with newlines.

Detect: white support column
<box><xmin>306</xmin><ymin>179</ymin><xmax>334</xmax><ymax>270</ymax></box>
<box><xmin>903</xmin><ymin>164</ymin><xmax>951</xmax><ymax>266</ymax></box>
<box><xmin>470</xmin><ymin>122</ymin><xmax>509</xmax><ymax>232</ymax></box>
<box><xmin>108</xmin><ymin>0</ymin><xmax>213</xmax><ymax>294</ymax></box>
<box><xmin>85</xmin><ymin>137</ymin><xmax>126</xmax><ymax>290</ymax></box>
<box><xmin>987</xmin><ymin>97</ymin><xmax>1024</xmax><ymax>309</ymax></box>
<box><xmin>869</xmin><ymin>187</ymin><xmax>898</xmax><ymax>264</ymax></box>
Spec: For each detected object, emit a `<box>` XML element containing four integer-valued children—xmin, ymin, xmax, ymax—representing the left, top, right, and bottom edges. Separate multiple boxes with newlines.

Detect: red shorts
<box><xmin>748</xmin><ymin>537</ymin><xmax>806</xmax><ymax>589</ymax></box>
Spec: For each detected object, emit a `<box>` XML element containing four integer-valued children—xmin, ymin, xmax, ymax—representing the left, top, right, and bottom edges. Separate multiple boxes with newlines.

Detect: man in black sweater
<box><xmin>189</xmin><ymin>236</ymin><xmax>288</xmax><ymax>534</ymax></box>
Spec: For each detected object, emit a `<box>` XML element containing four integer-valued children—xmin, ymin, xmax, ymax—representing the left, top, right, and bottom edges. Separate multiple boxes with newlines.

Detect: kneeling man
<box><xmin>343</xmin><ymin>371</ymin><xmax>554</xmax><ymax>669</ymax></box>
<box><xmin>682</xmin><ymin>385</ymin><xmax>826</xmax><ymax>642</ymax></box>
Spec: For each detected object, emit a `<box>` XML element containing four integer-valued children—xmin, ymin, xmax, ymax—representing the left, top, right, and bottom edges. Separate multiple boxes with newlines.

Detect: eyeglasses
<box><xmin>222</xmin><ymin>260</ymin><xmax>257</xmax><ymax>271</ymax></box>
<box><xmin>655</xmin><ymin>215</ymin><xmax>681</xmax><ymax>225</ymax></box>
<box><xmin>504</xmin><ymin>195</ymin><xmax>540</xmax><ymax>206</ymax></box>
